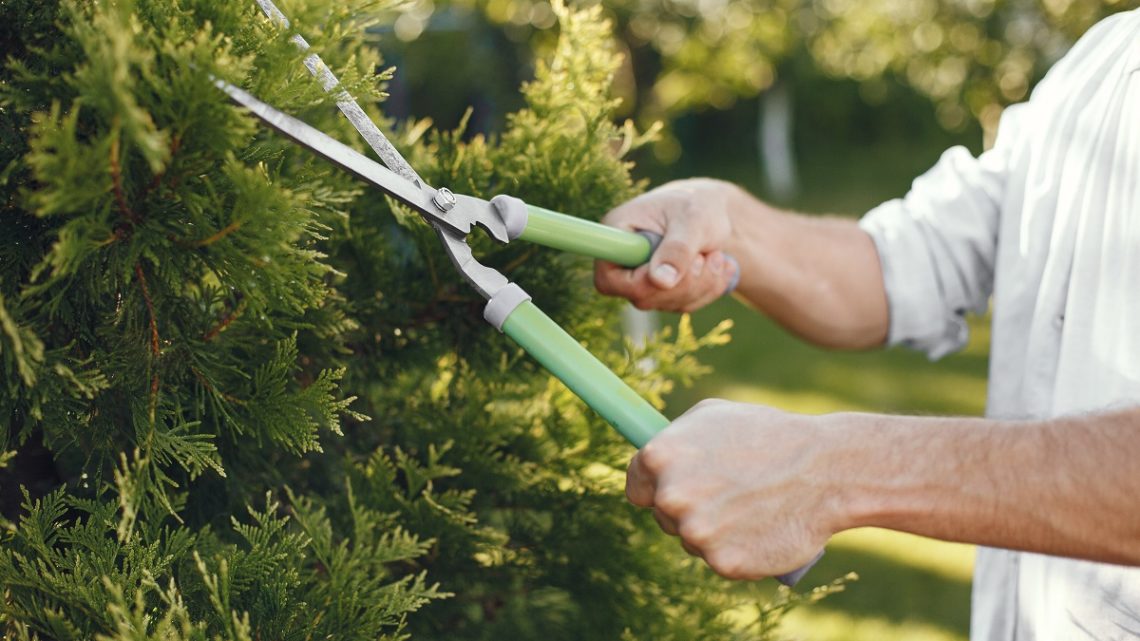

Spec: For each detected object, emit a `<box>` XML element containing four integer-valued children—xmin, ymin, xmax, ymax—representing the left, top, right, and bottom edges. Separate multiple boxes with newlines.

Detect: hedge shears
<box><xmin>217</xmin><ymin>0</ymin><xmax>817</xmax><ymax>586</ymax></box>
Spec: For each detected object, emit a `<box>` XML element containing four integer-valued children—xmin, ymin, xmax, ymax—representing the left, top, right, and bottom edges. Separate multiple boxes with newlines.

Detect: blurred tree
<box><xmin>801</xmin><ymin>0</ymin><xmax>1137</xmax><ymax>137</ymax></box>
<box><xmin>396</xmin><ymin>0</ymin><xmax>1136</xmax><ymax>138</ymax></box>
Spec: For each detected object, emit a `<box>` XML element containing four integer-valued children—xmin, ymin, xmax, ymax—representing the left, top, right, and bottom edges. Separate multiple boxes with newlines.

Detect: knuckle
<box><xmin>653</xmin><ymin>508</ymin><xmax>679</xmax><ymax>535</ymax></box>
<box><xmin>681</xmin><ymin>540</ymin><xmax>703</xmax><ymax>558</ymax></box>
<box><xmin>648</xmin><ymin>290</ymin><xmax>693</xmax><ymax>313</ymax></box>
<box><xmin>678</xmin><ymin>518</ymin><xmax>715</xmax><ymax>548</ymax></box>
<box><xmin>625</xmin><ymin>463</ymin><xmax>651</xmax><ymax>506</ymax></box>
<box><xmin>706</xmin><ymin>549</ymin><xmax>747</xmax><ymax>580</ymax></box>
<box><xmin>637</xmin><ymin>441</ymin><xmax>670</xmax><ymax>473</ymax></box>
<box><xmin>654</xmin><ymin>487</ymin><xmax>691</xmax><ymax>516</ymax></box>
<box><xmin>658</xmin><ymin>240</ymin><xmax>697</xmax><ymax>263</ymax></box>
<box><xmin>625</xmin><ymin>486</ymin><xmax>651</xmax><ymax>507</ymax></box>
<box><xmin>601</xmin><ymin>202</ymin><xmax>639</xmax><ymax>227</ymax></box>
<box><xmin>690</xmin><ymin>254</ymin><xmax>706</xmax><ymax>276</ymax></box>
<box><xmin>593</xmin><ymin>270</ymin><xmax>615</xmax><ymax>295</ymax></box>
<box><xmin>692</xmin><ymin>398</ymin><xmax>722</xmax><ymax>412</ymax></box>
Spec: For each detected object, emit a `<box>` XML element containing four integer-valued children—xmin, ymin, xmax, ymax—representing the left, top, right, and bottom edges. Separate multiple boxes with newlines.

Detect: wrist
<box><xmin>817</xmin><ymin>411</ymin><xmax>916</xmax><ymax>533</ymax></box>
<box><xmin>716</xmin><ymin>183</ymin><xmax>774</xmax><ymax>268</ymax></box>
<box><xmin>826</xmin><ymin>412</ymin><xmax>1006</xmax><ymax>539</ymax></box>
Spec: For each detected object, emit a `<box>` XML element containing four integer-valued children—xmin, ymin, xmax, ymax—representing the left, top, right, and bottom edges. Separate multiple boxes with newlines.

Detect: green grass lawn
<box><xmin>658</xmin><ymin>300</ymin><xmax>990</xmax><ymax>641</ymax></box>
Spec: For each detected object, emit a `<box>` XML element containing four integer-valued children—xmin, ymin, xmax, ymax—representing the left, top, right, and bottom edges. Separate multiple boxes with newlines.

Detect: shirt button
<box><xmin>1053</xmin><ymin>314</ymin><xmax>1065</xmax><ymax>330</ymax></box>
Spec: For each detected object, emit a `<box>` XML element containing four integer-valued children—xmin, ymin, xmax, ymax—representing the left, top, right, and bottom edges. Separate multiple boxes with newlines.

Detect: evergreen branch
<box><xmin>97</xmin><ymin>226</ymin><xmax>129</xmax><ymax>247</ymax></box>
<box><xmin>202</xmin><ymin>296</ymin><xmax>247</xmax><ymax>342</ymax></box>
<box><xmin>191</xmin><ymin>220</ymin><xmax>243</xmax><ymax>248</ymax></box>
<box><xmin>190</xmin><ymin>366</ymin><xmax>246</xmax><ymax>406</ymax></box>
<box><xmin>0</xmin><ymin>292</ymin><xmax>44</xmax><ymax>387</ymax></box>
<box><xmin>139</xmin><ymin>133</ymin><xmax>181</xmax><ymax>199</ymax></box>
<box><xmin>108</xmin><ymin>124</ymin><xmax>140</xmax><ymax>227</ymax></box>
<box><xmin>134</xmin><ymin>263</ymin><xmax>160</xmax><ymax>425</ymax></box>
<box><xmin>134</xmin><ymin>264</ymin><xmax>160</xmax><ymax>358</ymax></box>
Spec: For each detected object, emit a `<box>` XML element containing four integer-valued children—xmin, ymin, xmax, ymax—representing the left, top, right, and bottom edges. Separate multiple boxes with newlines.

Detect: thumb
<box><xmin>648</xmin><ymin>223</ymin><xmax>699</xmax><ymax>289</ymax></box>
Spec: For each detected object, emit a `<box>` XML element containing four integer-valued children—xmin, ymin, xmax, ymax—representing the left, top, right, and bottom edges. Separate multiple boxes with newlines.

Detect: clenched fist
<box><xmin>594</xmin><ymin>178</ymin><xmax>740</xmax><ymax>313</ymax></box>
<box><xmin>626</xmin><ymin>399</ymin><xmax>837</xmax><ymax>580</ymax></box>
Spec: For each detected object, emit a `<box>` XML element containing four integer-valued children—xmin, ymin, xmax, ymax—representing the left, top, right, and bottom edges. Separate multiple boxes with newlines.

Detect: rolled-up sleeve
<box><xmin>858</xmin><ymin>107</ymin><xmax>1021</xmax><ymax>359</ymax></box>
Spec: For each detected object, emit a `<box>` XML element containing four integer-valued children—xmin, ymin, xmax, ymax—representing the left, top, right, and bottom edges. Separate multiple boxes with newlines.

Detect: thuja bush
<box><xmin>0</xmin><ymin>1</ymin><xmax>823</xmax><ymax>639</ymax></box>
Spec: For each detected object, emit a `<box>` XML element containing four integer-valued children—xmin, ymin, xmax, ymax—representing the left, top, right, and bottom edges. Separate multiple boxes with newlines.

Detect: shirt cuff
<box><xmin>859</xmin><ymin>200</ymin><xmax>970</xmax><ymax>360</ymax></box>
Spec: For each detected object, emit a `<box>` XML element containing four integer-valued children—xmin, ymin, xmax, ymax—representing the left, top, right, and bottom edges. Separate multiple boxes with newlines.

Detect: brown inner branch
<box><xmin>134</xmin><ymin>263</ymin><xmax>161</xmax><ymax>426</ymax></box>
<box><xmin>109</xmin><ymin>126</ymin><xmax>141</xmax><ymax>227</ymax></box>
<box><xmin>203</xmin><ymin>296</ymin><xmax>247</xmax><ymax>342</ymax></box>
<box><xmin>192</xmin><ymin>220</ymin><xmax>243</xmax><ymax>247</ymax></box>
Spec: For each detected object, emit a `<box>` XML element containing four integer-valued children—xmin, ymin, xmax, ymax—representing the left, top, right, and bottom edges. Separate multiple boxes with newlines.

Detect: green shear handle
<box><xmin>487</xmin><ymin>285</ymin><xmax>819</xmax><ymax>587</ymax></box>
<box><xmin>501</xmin><ymin>299</ymin><xmax>668</xmax><ymax>447</ymax></box>
<box><xmin>505</xmin><ymin>199</ymin><xmax>739</xmax><ymax>293</ymax></box>
<box><xmin>519</xmin><ymin>204</ymin><xmax>654</xmax><ymax>267</ymax></box>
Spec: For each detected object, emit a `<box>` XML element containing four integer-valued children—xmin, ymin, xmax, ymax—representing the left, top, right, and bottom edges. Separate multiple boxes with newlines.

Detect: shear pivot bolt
<box><xmin>433</xmin><ymin>188</ymin><xmax>457</xmax><ymax>213</ymax></box>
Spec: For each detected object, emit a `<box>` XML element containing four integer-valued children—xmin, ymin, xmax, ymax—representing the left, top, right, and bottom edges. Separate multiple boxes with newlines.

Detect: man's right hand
<box><xmin>594</xmin><ymin>178</ymin><xmax>741</xmax><ymax>313</ymax></box>
<box><xmin>595</xmin><ymin>177</ymin><xmax>889</xmax><ymax>349</ymax></box>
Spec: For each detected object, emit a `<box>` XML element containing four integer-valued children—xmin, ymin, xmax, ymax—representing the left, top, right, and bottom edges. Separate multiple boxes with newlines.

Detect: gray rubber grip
<box><xmin>635</xmin><ymin>230</ymin><xmax>663</xmax><ymax>251</ymax></box>
<box><xmin>776</xmin><ymin>550</ymin><xmax>823</xmax><ymax>587</ymax></box>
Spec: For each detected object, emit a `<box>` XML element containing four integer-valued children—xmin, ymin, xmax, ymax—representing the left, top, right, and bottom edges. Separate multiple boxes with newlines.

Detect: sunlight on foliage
<box><xmin>1</xmin><ymin>1</ymin><xmax>813</xmax><ymax>638</ymax></box>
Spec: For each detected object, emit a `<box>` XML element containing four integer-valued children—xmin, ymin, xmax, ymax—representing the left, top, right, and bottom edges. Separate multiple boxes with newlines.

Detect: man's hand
<box><xmin>595</xmin><ymin>179</ymin><xmax>890</xmax><ymax>349</ymax></box>
<box><xmin>594</xmin><ymin>178</ymin><xmax>740</xmax><ymax>313</ymax></box>
<box><xmin>628</xmin><ymin>401</ymin><xmax>1140</xmax><ymax>575</ymax></box>
<box><xmin>626</xmin><ymin>399</ymin><xmax>838</xmax><ymax>580</ymax></box>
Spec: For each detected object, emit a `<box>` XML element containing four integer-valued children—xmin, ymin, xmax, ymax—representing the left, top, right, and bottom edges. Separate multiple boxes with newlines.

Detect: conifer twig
<box><xmin>135</xmin><ymin>263</ymin><xmax>161</xmax><ymax>424</ymax></box>
<box><xmin>110</xmin><ymin>126</ymin><xmax>141</xmax><ymax>226</ymax></box>
<box><xmin>135</xmin><ymin>264</ymin><xmax>160</xmax><ymax>357</ymax></box>
<box><xmin>203</xmin><ymin>297</ymin><xmax>247</xmax><ymax>342</ymax></box>
<box><xmin>193</xmin><ymin>221</ymin><xmax>243</xmax><ymax>247</ymax></box>
<box><xmin>190</xmin><ymin>366</ymin><xmax>246</xmax><ymax>405</ymax></box>
<box><xmin>141</xmin><ymin>134</ymin><xmax>181</xmax><ymax>198</ymax></box>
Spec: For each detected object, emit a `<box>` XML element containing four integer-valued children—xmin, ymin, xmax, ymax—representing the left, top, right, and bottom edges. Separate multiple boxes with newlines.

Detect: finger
<box><xmin>648</xmin><ymin>217</ymin><xmax>699</xmax><ymax>289</ymax></box>
<box><xmin>677</xmin><ymin>254</ymin><xmax>737</xmax><ymax>312</ymax></box>
<box><xmin>630</xmin><ymin>253</ymin><xmax>728</xmax><ymax>312</ymax></box>
<box><xmin>625</xmin><ymin>452</ymin><xmax>657</xmax><ymax>508</ymax></box>
<box><xmin>596</xmin><ymin>246</ymin><xmax>735</xmax><ymax>312</ymax></box>
<box><xmin>594</xmin><ymin>261</ymin><xmax>654</xmax><ymax>300</ymax></box>
<box><xmin>707</xmin><ymin>251</ymin><xmax>738</xmax><ymax>295</ymax></box>
<box><xmin>595</xmin><ymin>257</ymin><xmax>708</xmax><ymax>312</ymax></box>
<box><xmin>681</xmin><ymin>539</ymin><xmax>704</xmax><ymax>559</ymax></box>
<box><xmin>653</xmin><ymin>508</ymin><xmax>680</xmax><ymax>536</ymax></box>
<box><xmin>601</xmin><ymin>191</ymin><xmax>668</xmax><ymax>231</ymax></box>
<box><xmin>721</xmin><ymin>253</ymin><xmax>741</xmax><ymax>294</ymax></box>
<box><xmin>595</xmin><ymin>263</ymin><xmax>681</xmax><ymax>311</ymax></box>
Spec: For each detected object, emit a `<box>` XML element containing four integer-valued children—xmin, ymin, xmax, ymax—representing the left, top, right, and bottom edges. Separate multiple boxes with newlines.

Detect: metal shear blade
<box><xmin>215</xmin><ymin>79</ymin><xmax>510</xmax><ymax>244</ymax></box>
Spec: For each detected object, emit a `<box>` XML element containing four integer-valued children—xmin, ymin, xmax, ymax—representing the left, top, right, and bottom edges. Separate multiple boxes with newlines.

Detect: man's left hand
<box><xmin>626</xmin><ymin>399</ymin><xmax>839</xmax><ymax>579</ymax></box>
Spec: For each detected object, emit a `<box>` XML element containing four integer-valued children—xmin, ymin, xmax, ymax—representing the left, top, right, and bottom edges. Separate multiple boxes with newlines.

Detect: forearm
<box><xmin>832</xmin><ymin>408</ymin><xmax>1140</xmax><ymax>565</ymax></box>
<box><xmin>720</xmin><ymin>184</ymin><xmax>888</xmax><ymax>349</ymax></box>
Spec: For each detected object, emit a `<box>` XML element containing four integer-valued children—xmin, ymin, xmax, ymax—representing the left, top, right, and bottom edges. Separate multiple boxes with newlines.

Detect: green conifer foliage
<box><xmin>1</xmin><ymin>1</ymin><xmax>801</xmax><ymax>639</ymax></box>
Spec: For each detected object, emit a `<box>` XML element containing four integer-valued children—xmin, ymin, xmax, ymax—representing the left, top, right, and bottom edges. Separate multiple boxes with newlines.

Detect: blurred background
<box><xmin>371</xmin><ymin>0</ymin><xmax>1133</xmax><ymax>638</ymax></box>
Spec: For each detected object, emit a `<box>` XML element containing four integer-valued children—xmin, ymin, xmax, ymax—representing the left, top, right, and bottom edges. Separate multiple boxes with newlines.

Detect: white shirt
<box><xmin>859</xmin><ymin>10</ymin><xmax>1140</xmax><ymax>641</ymax></box>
